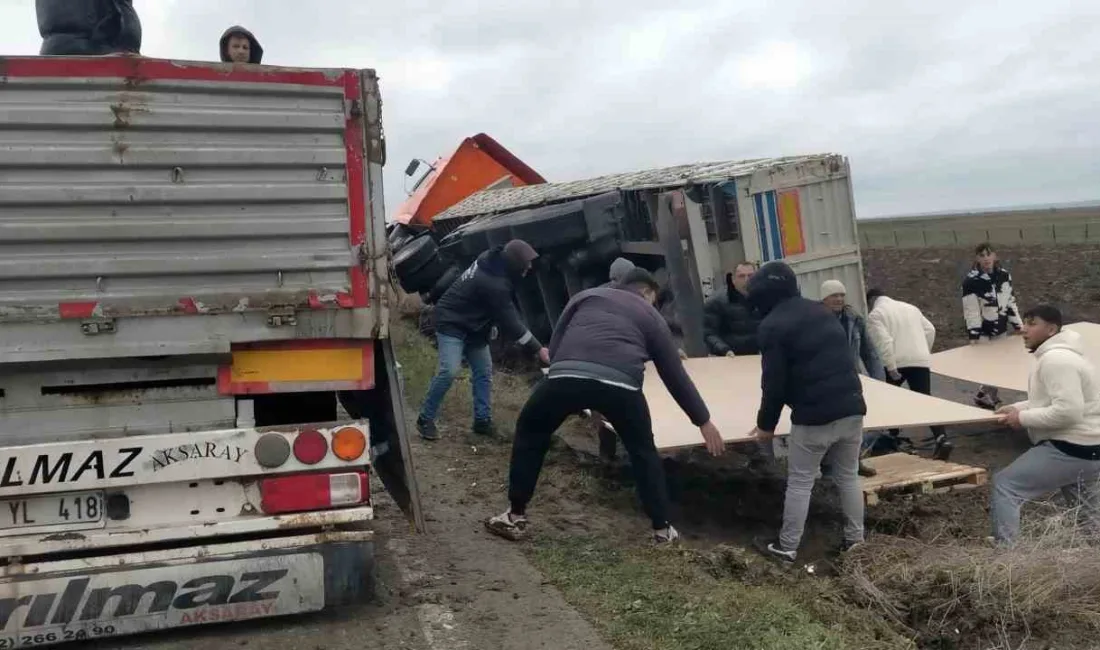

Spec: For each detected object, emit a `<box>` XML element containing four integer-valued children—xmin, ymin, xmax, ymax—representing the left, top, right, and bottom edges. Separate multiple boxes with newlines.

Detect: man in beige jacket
<box><xmin>993</xmin><ymin>305</ymin><xmax>1100</xmax><ymax>545</ymax></box>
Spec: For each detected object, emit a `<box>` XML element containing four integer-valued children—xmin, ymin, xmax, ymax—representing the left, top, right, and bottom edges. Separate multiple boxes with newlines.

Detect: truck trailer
<box><xmin>0</xmin><ymin>55</ymin><xmax>421</xmax><ymax>647</ymax></box>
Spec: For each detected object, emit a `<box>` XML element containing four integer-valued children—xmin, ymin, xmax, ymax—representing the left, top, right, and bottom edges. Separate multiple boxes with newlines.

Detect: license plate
<box><xmin>0</xmin><ymin>491</ymin><xmax>104</xmax><ymax>531</ymax></box>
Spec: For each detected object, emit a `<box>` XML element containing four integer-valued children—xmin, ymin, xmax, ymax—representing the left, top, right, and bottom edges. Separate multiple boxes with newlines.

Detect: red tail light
<box><xmin>259</xmin><ymin>471</ymin><xmax>369</xmax><ymax>515</ymax></box>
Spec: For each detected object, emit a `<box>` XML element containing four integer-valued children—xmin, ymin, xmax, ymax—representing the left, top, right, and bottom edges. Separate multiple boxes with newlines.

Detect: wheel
<box><xmin>392</xmin><ymin>233</ymin><xmax>437</xmax><ymax>278</ymax></box>
<box><xmin>397</xmin><ymin>255</ymin><xmax>448</xmax><ymax>294</ymax></box>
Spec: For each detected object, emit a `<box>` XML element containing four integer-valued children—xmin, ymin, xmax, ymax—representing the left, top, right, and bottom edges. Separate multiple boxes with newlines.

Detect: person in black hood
<box><xmin>417</xmin><ymin>240</ymin><xmax>549</xmax><ymax>441</ymax></box>
<box><xmin>745</xmin><ymin>261</ymin><xmax>867</xmax><ymax>565</ymax></box>
<box><xmin>220</xmin><ymin>25</ymin><xmax>264</xmax><ymax>64</ymax></box>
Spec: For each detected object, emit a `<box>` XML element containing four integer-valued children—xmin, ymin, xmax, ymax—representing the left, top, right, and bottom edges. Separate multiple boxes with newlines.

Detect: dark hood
<box><xmin>476</xmin><ymin>247</ymin><xmax>513</xmax><ymax>280</ymax></box>
<box><xmin>746</xmin><ymin>261</ymin><xmax>799</xmax><ymax>316</ymax></box>
<box><xmin>220</xmin><ymin>25</ymin><xmax>263</xmax><ymax>63</ymax></box>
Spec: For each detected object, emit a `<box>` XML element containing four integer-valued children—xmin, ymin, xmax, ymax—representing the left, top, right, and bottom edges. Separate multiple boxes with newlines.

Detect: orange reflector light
<box><xmin>332</xmin><ymin>426</ymin><xmax>367</xmax><ymax>461</ymax></box>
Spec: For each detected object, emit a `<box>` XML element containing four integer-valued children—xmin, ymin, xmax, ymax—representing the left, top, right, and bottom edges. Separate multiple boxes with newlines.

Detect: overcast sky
<box><xmin>4</xmin><ymin>0</ymin><xmax>1098</xmax><ymax>218</ymax></box>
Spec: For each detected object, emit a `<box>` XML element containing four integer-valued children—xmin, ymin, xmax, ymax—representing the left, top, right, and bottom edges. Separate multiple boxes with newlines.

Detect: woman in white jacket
<box><xmin>992</xmin><ymin>305</ymin><xmax>1100</xmax><ymax>545</ymax></box>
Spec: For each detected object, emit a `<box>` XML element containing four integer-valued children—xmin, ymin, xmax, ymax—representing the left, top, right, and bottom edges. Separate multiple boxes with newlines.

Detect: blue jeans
<box><xmin>418</xmin><ymin>333</ymin><xmax>493</xmax><ymax>423</ymax></box>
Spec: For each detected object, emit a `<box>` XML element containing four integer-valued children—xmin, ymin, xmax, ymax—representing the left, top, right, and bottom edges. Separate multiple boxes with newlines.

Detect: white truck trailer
<box><xmin>0</xmin><ymin>54</ymin><xmax>422</xmax><ymax>647</ymax></box>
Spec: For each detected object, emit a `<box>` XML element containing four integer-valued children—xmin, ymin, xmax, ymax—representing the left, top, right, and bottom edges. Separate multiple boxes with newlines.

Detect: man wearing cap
<box><xmin>485</xmin><ymin>267</ymin><xmax>724</xmax><ymax>544</ymax></box>
<box><xmin>417</xmin><ymin>240</ymin><xmax>549</xmax><ymax>440</ymax></box>
<box><xmin>821</xmin><ymin>279</ymin><xmax>884</xmax><ymax>478</ymax></box>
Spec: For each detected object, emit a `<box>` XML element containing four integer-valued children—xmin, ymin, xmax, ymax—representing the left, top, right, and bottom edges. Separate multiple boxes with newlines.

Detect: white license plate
<box><xmin>0</xmin><ymin>491</ymin><xmax>104</xmax><ymax>531</ymax></box>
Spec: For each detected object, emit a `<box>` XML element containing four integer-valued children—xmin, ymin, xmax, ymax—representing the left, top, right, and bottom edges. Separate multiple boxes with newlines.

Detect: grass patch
<box><xmin>530</xmin><ymin>535</ymin><xmax>907</xmax><ymax>650</ymax></box>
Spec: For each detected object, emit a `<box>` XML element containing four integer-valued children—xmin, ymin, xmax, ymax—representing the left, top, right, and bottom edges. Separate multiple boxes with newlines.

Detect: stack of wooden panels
<box><xmin>642</xmin><ymin>356</ymin><xmax>998</xmax><ymax>452</ymax></box>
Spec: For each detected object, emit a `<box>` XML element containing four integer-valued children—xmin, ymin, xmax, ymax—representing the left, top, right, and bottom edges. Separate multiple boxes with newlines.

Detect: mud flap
<box><xmin>338</xmin><ymin>339</ymin><xmax>425</xmax><ymax>533</ymax></box>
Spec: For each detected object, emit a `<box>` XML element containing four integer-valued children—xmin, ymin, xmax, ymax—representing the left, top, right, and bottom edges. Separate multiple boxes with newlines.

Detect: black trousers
<box><xmin>508</xmin><ymin>377</ymin><xmax>671</xmax><ymax>529</ymax></box>
<box><xmin>888</xmin><ymin>366</ymin><xmax>947</xmax><ymax>438</ymax></box>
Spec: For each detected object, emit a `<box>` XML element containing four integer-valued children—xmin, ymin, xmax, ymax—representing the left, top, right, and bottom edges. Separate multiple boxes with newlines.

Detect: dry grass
<box><xmin>843</xmin><ymin>502</ymin><xmax>1100</xmax><ymax>648</ymax></box>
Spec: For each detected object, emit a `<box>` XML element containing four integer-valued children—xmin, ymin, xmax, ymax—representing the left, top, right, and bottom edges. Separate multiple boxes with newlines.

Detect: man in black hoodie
<box><xmin>746</xmin><ymin>261</ymin><xmax>867</xmax><ymax>565</ymax></box>
<box><xmin>417</xmin><ymin>240</ymin><xmax>548</xmax><ymax>440</ymax></box>
<box><xmin>220</xmin><ymin>25</ymin><xmax>264</xmax><ymax>64</ymax></box>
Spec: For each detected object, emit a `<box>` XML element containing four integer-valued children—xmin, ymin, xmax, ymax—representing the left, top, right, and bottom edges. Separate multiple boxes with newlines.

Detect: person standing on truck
<box><xmin>963</xmin><ymin>242</ymin><xmax>1023</xmax><ymax>410</ymax></box>
<box><xmin>746</xmin><ymin>262</ymin><xmax>867</xmax><ymax>564</ymax></box>
<box><xmin>219</xmin><ymin>25</ymin><xmax>264</xmax><ymax>64</ymax></box>
<box><xmin>417</xmin><ymin>240</ymin><xmax>549</xmax><ymax>441</ymax></box>
<box><xmin>865</xmin><ymin>288</ymin><xmax>952</xmax><ymax>460</ymax></box>
<box><xmin>485</xmin><ymin>267</ymin><xmax>725</xmax><ymax>544</ymax></box>
<box><xmin>991</xmin><ymin>305</ymin><xmax>1100</xmax><ymax>546</ymax></box>
<box><xmin>703</xmin><ymin>261</ymin><xmax>761</xmax><ymax>357</ymax></box>
<box><xmin>820</xmin><ymin>279</ymin><xmax>883</xmax><ymax>478</ymax></box>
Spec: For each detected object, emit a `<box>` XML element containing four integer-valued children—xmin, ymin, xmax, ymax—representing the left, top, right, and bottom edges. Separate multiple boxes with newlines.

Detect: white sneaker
<box><xmin>654</xmin><ymin>525</ymin><xmax>681</xmax><ymax>544</ymax></box>
<box><xmin>485</xmin><ymin>511</ymin><xmax>529</xmax><ymax>541</ymax></box>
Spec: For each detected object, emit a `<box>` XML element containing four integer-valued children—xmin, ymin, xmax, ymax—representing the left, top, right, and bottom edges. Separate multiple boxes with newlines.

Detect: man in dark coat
<box><xmin>220</xmin><ymin>25</ymin><xmax>264</xmax><ymax>64</ymax></box>
<box><xmin>746</xmin><ymin>262</ymin><xmax>867</xmax><ymax>565</ymax></box>
<box><xmin>417</xmin><ymin>240</ymin><xmax>548</xmax><ymax>440</ymax></box>
<box><xmin>703</xmin><ymin>262</ymin><xmax>761</xmax><ymax>357</ymax></box>
<box><xmin>37</xmin><ymin>0</ymin><xmax>142</xmax><ymax>55</ymax></box>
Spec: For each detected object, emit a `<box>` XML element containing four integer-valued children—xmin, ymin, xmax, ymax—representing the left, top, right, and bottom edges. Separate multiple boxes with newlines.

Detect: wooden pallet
<box><xmin>860</xmin><ymin>453</ymin><xmax>988</xmax><ymax>506</ymax></box>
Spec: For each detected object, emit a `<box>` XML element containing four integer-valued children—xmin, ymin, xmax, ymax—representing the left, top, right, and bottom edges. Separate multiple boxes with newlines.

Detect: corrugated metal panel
<box><xmin>0</xmin><ymin>74</ymin><xmax>356</xmax><ymax>324</ymax></box>
<box><xmin>435</xmin><ymin>154</ymin><xmax>841</xmax><ymax>223</ymax></box>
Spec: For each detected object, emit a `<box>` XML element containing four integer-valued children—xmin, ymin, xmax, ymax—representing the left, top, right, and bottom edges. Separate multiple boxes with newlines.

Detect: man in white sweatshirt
<box><xmin>865</xmin><ymin>288</ymin><xmax>949</xmax><ymax>458</ymax></box>
<box><xmin>992</xmin><ymin>305</ymin><xmax>1100</xmax><ymax>545</ymax></box>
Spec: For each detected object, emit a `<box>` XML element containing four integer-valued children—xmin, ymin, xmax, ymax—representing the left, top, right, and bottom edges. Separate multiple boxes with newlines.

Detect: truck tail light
<box><xmin>332</xmin><ymin>426</ymin><xmax>367</xmax><ymax>461</ymax></box>
<box><xmin>259</xmin><ymin>471</ymin><xmax>369</xmax><ymax>515</ymax></box>
<box><xmin>292</xmin><ymin>429</ymin><xmax>328</xmax><ymax>464</ymax></box>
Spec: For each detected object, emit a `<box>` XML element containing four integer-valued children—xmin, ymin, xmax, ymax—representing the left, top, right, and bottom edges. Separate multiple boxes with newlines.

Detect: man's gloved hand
<box><xmin>537</xmin><ymin>347</ymin><xmax>550</xmax><ymax>366</ymax></box>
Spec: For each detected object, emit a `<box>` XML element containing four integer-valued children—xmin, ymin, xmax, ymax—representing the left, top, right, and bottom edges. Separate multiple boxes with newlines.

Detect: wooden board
<box><xmin>930</xmin><ymin>322</ymin><xmax>1100</xmax><ymax>392</ymax></box>
<box><xmin>859</xmin><ymin>452</ymin><xmax>988</xmax><ymax>505</ymax></box>
<box><xmin>643</xmin><ymin>356</ymin><xmax>998</xmax><ymax>451</ymax></box>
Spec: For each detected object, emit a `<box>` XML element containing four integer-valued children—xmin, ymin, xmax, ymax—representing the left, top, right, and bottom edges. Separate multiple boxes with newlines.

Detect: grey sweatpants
<box><xmin>991</xmin><ymin>442</ymin><xmax>1100</xmax><ymax>545</ymax></box>
<box><xmin>780</xmin><ymin>415</ymin><xmax>865</xmax><ymax>552</ymax></box>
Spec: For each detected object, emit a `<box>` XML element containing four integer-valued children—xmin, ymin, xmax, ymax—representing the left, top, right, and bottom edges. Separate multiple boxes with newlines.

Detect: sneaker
<box><xmin>472</xmin><ymin>419</ymin><xmax>496</xmax><ymax>437</ymax></box>
<box><xmin>417</xmin><ymin>416</ymin><xmax>439</xmax><ymax>441</ymax></box>
<box><xmin>932</xmin><ymin>435</ymin><xmax>954</xmax><ymax>462</ymax></box>
<box><xmin>654</xmin><ymin>525</ymin><xmax>680</xmax><ymax>545</ymax></box>
<box><xmin>974</xmin><ymin>386</ymin><xmax>1001</xmax><ymax>410</ymax></box>
<box><xmin>484</xmin><ymin>511</ymin><xmax>529</xmax><ymax>541</ymax></box>
<box><xmin>754</xmin><ymin>537</ymin><xmax>796</xmax><ymax>565</ymax></box>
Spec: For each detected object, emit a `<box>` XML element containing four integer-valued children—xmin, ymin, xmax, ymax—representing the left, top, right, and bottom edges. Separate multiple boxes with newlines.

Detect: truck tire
<box><xmin>392</xmin><ymin>233</ymin><xmax>437</xmax><ymax>278</ymax></box>
<box><xmin>397</xmin><ymin>255</ymin><xmax>448</xmax><ymax>294</ymax></box>
<box><xmin>425</xmin><ymin>265</ymin><xmax>461</xmax><ymax>304</ymax></box>
<box><xmin>387</xmin><ymin>223</ymin><xmax>417</xmax><ymax>251</ymax></box>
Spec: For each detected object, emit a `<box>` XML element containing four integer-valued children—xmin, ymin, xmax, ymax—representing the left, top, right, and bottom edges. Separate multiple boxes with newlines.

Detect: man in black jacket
<box><xmin>703</xmin><ymin>262</ymin><xmax>761</xmax><ymax>356</ymax></box>
<box><xmin>417</xmin><ymin>240</ymin><xmax>549</xmax><ymax>440</ymax></box>
<box><xmin>746</xmin><ymin>262</ymin><xmax>867</xmax><ymax>564</ymax></box>
<box><xmin>485</xmin><ymin>268</ymin><xmax>724</xmax><ymax>544</ymax></box>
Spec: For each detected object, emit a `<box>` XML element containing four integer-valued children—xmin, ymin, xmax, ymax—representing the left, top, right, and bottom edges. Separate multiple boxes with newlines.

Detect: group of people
<box><xmin>416</xmin><ymin>236</ymin><xmax>1100</xmax><ymax>559</ymax></box>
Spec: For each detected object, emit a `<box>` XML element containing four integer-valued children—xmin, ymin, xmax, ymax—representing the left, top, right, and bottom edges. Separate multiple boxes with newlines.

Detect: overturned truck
<box><xmin>391</xmin><ymin>155</ymin><xmax>868</xmax><ymax>355</ymax></box>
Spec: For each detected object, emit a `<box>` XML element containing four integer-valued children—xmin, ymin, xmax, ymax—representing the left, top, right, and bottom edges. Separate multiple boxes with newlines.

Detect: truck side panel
<box><xmin>0</xmin><ymin>58</ymin><xmax>384</xmax><ymax>363</ymax></box>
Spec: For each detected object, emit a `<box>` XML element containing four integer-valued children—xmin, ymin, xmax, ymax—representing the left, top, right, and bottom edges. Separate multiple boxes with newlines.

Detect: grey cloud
<box><xmin>2</xmin><ymin>0</ymin><xmax>1097</xmax><ymax>218</ymax></box>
